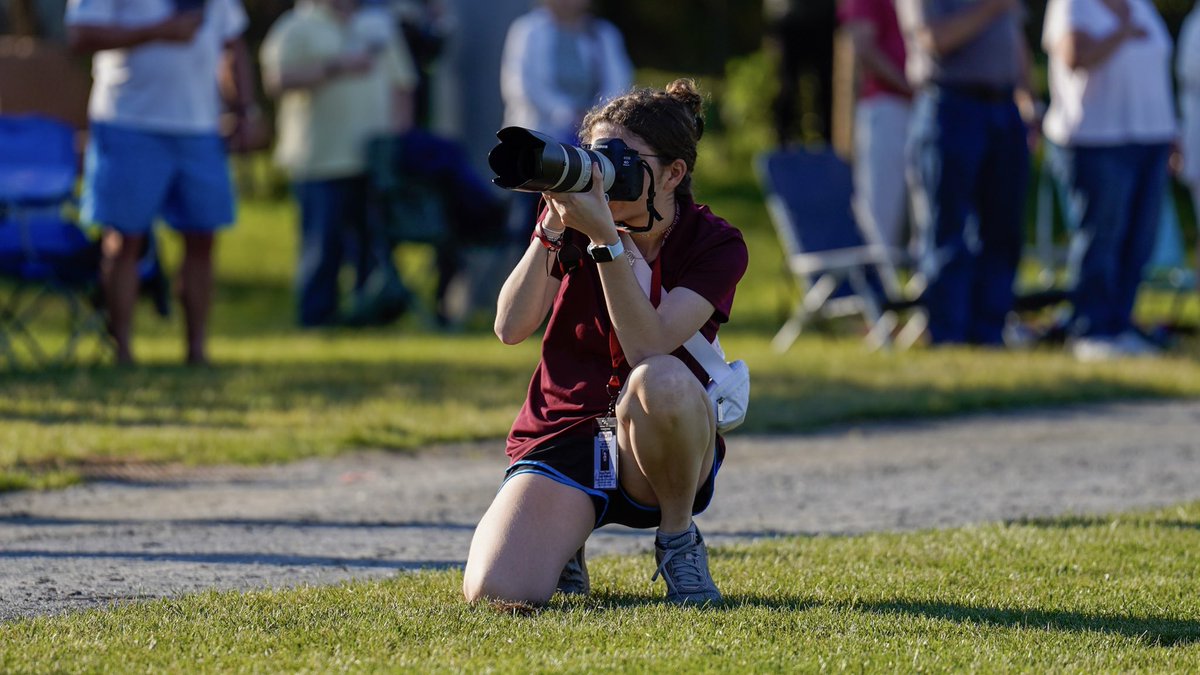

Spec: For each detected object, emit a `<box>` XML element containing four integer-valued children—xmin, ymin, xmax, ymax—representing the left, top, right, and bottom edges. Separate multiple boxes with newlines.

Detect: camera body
<box><xmin>487</xmin><ymin>126</ymin><xmax>644</xmax><ymax>202</ymax></box>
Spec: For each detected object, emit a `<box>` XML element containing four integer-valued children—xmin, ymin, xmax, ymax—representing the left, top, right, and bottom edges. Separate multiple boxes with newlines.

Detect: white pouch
<box><xmin>683</xmin><ymin>333</ymin><xmax>750</xmax><ymax>433</ymax></box>
<box><xmin>707</xmin><ymin>358</ymin><xmax>750</xmax><ymax>433</ymax></box>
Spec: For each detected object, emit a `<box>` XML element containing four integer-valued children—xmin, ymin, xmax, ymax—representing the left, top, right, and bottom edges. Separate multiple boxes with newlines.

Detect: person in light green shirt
<box><xmin>261</xmin><ymin>0</ymin><xmax>417</xmax><ymax>326</ymax></box>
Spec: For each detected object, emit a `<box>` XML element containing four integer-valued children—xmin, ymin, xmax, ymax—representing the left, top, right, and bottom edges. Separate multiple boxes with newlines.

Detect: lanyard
<box><xmin>605</xmin><ymin>254</ymin><xmax>661</xmax><ymax>408</ymax></box>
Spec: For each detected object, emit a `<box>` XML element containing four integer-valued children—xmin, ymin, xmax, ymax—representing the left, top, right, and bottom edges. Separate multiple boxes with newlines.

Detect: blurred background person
<box><xmin>897</xmin><ymin>0</ymin><xmax>1038</xmax><ymax>346</ymax></box>
<box><xmin>499</xmin><ymin>0</ymin><xmax>631</xmax><ymax>145</ymax></box>
<box><xmin>1042</xmin><ymin>0</ymin><xmax>1176</xmax><ymax>361</ymax></box>
<box><xmin>498</xmin><ymin>0</ymin><xmax>632</xmax><ymax>237</ymax></box>
<box><xmin>840</xmin><ymin>0</ymin><xmax>913</xmax><ymax>253</ymax></box>
<box><xmin>66</xmin><ymin>0</ymin><xmax>256</xmax><ymax>365</ymax></box>
<box><xmin>393</xmin><ymin>0</ymin><xmax>453</xmax><ymax>129</ymax></box>
<box><xmin>1177</xmin><ymin>0</ymin><xmax>1200</xmax><ymax>287</ymax></box>
<box><xmin>764</xmin><ymin>0</ymin><xmax>837</xmax><ymax>146</ymax></box>
<box><xmin>260</xmin><ymin>0</ymin><xmax>418</xmax><ymax>328</ymax></box>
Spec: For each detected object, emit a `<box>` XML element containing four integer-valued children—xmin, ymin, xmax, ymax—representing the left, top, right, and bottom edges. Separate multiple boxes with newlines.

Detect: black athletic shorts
<box><xmin>503</xmin><ymin>434</ymin><xmax>725</xmax><ymax>530</ymax></box>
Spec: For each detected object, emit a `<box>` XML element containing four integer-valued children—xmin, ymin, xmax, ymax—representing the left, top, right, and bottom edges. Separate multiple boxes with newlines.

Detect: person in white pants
<box><xmin>841</xmin><ymin>0</ymin><xmax>913</xmax><ymax>253</ymax></box>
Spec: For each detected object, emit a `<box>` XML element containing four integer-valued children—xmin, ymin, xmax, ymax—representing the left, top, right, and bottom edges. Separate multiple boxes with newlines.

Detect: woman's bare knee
<box><xmin>462</xmin><ymin>473</ymin><xmax>593</xmax><ymax>605</ymax></box>
<box><xmin>462</xmin><ymin>565</ymin><xmax>552</xmax><ymax>606</ymax></box>
<box><xmin>622</xmin><ymin>355</ymin><xmax>706</xmax><ymax>419</ymax></box>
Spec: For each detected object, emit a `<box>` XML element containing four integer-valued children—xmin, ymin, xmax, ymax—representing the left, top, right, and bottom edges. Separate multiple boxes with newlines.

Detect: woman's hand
<box><xmin>542</xmin><ymin>164</ymin><xmax>619</xmax><ymax>245</ymax></box>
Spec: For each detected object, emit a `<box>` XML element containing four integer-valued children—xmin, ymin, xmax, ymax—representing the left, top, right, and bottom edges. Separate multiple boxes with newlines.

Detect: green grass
<box><xmin>3</xmin><ymin>502</ymin><xmax>1198</xmax><ymax>672</ymax></box>
<box><xmin>2</xmin><ymin>144</ymin><xmax>1199</xmax><ymax>490</ymax></box>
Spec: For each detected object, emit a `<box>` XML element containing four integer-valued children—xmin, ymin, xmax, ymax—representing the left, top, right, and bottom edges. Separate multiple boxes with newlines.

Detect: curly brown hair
<box><xmin>580</xmin><ymin>78</ymin><xmax>706</xmax><ymax>198</ymax></box>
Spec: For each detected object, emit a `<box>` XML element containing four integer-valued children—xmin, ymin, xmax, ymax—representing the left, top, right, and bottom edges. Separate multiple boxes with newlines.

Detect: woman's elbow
<box><xmin>623</xmin><ymin>345</ymin><xmax>667</xmax><ymax>369</ymax></box>
<box><xmin>915</xmin><ymin>29</ymin><xmax>947</xmax><ymax>58</ymax></box>
<box><xmin>494</xmin><ymin>319</ymin><xmax>529</xmax><ymax>345</ymax></box>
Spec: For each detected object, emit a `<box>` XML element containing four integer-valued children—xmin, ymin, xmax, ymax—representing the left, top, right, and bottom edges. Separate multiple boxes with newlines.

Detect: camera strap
<box><xmin>604</xmin><ymin>251</ymin><xmax>662</xmax><ymax>412</ymax></box>
<box><xmin>619</xmin><ymin>160</ymin><xmax>663</xmax><ymax>233</ymax></box>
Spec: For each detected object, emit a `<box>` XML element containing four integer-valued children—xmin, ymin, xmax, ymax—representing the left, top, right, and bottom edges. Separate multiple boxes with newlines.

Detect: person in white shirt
<box><xmin>499</xmin><ymin>0</ymin><xmax>632</xmax><ymax>145</ymax></box>
<box><xmin>66</xmin><ymin>0</ymin><xmax>258</xmax><ymax>366</ymax></box>
<box><xmin>498</xmin><ymin>0</ymin><xmax>632</xmax><ymax>237</ymax></box>
<box><xmin>1042</xmin><ymin>0</ymin><xmax>1177</xmax><ymax>361</ymax></box>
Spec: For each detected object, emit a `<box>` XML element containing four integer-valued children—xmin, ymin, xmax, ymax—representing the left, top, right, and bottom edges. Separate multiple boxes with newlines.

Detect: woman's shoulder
<box><xmin>674</xmin><ymin>200</ymin><xmax>748</xmax><ymax>271</ymax></box>
<box><xmin>686</xmin><ymin>201</ymin><xmax>745</xmax><ymax>244</ymax></box>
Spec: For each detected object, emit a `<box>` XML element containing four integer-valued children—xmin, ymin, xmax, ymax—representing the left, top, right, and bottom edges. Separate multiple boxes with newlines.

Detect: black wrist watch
<box><xmin>586</xmin><ymin>238</ymin><xmax>625</xmax><ymax>263</ymax></box>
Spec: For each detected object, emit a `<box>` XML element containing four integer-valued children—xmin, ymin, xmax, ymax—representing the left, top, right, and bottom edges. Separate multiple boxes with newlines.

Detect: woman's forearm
<box><xmin>494</xmin><ymin>240</ymin><xmax>559</xmax><ymax>344</ymax></box>
<box><xmin>69</xmin><ymin>11</ymin><xmax>202</xmax><ymax>53</ymax></box>
<box><xmin>68</xmin><ymin>23</ymin><xmax>163</xmax><ymax>52</ymax></box>
<box><xmin>1058</xmin><ymin>27</ymin><xmax>1138</xmax><ymax>70</ymax></box>
<box><xmin>917</xmin><ymin>0</ymin><xmax>1016</xmax><ymax>57</ymax></box>
<box><xmin>847</xmin><ymin>21</ymin><xmax>912</xmax><ymax>95</ymax></box>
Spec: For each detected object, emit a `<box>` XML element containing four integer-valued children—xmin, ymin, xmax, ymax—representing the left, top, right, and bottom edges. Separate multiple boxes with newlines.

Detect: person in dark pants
<box><xmin>260</xmin><ymin>0</ymin><xmax>417</xmax><ymax>328</ymax></box>
<box><xmin>1043</xmin><ymin>0</ymin><xmax>1175</xmax><ymax>361</ymax></box>
<box><xmin>898</xmin><ymin>0</ymin><xmax>1038</xmax><ymax>346</ymax></box>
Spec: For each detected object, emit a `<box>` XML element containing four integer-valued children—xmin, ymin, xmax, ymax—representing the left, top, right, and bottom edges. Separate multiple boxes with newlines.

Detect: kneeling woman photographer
<box><xmin>463</xmin><ymin>79</ymin><xmax>748</xmax><ymax>606</ymax></box>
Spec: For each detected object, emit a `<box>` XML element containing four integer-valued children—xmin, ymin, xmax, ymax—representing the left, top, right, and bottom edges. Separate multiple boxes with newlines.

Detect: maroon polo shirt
<box><xmin>505</xmin><ymin>195</ymin><xmax>749</xmax><ymax>462</ymax></box>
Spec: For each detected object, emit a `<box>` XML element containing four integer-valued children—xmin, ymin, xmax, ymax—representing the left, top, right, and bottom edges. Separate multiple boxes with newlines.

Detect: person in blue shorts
<box><xmin>67</xmin><ymin>0</ymin><xmax>258</xmax><ymax>365</ymax></box>
<box><xmin>463</xmin><ymin>79</ymin><xmax>749</xmax><ymax>607</ymax></box>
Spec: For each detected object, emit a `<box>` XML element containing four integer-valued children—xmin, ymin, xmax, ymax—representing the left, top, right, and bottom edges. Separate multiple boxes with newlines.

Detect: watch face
<box><xmin>587</xmin><ymin>240</ymin><xmax>623</xmax><ymax>262</ymax></box>
<box><xmin>590</xmin><ymin>246</ymin><xmax>615</xmax><ymax>262</ymax></box>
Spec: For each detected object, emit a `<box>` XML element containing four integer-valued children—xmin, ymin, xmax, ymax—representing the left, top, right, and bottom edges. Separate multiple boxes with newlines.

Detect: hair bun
<box><xmin>666</xmin><ymin>78</ymin><xmax>705</xmax><ymax>139</ymax></box>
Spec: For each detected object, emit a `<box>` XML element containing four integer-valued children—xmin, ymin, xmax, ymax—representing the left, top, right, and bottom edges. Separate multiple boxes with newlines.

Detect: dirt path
<box><xmin>3</xmin><ymin>399</ymin><xmax>1199</xmax><ymax>622</ymax></box>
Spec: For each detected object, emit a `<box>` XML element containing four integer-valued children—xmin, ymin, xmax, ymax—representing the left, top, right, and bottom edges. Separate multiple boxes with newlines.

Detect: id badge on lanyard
<box><xmin>593</xmin><ymin>416</ymin><xmax>618</xmax><ymax>489</ymax></box>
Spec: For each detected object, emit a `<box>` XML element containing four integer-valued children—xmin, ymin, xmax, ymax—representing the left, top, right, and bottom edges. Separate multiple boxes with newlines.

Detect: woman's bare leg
<box><xmin>100</xmin><ymin>230</ymin><xmax>146</xmax><ymax>365</ymax></box>
<box><xmin>615</xmin><ymin>355</ymin><xmax>717</xmax><ymax>533</ymax></box>
<box><xmin>463</xmin><ymin>472</ymin><xmax>595</xmax><ymax>606</ymax></box>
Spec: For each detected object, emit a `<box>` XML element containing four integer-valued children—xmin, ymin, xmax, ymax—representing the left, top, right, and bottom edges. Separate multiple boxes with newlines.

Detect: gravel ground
<box><xmin>3</xmin><ymin>399</ymin><xmax>1200</xmax><ymax>622</ymax></box>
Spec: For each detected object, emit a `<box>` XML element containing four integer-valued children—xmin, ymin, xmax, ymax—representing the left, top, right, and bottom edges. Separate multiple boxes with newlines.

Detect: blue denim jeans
<box><xmin>907</xmin><ymin>86</ymin><xmax>1030</xmax><ymax>345</ymax></box>
<box><xmin>293</xmin><ymin>175</ymin><xmax>400</xmax><ymax>327</ymax></box>
<box><xmin>1050</xmin><ymin>142</ymin><xmax>1171</xmax><ymax>338</ymax></box>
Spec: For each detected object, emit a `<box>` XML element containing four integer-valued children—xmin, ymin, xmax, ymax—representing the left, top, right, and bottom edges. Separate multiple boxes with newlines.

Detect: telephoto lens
<box><xmin>488</xmin><ymin>127</ymin><xmax>644</xmax><ymax>201</ymax></box>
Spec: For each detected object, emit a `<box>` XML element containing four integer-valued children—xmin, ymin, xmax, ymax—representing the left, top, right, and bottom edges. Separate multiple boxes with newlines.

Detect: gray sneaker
<box><xmin>652</xmin><ymin>523</ymin><xmax>722</xmax><ymax>605</ymax></box>
<box><xmin>556</xmin><ymin>546</ymin><xmax>589</xmax><ymax>596</ymax></box>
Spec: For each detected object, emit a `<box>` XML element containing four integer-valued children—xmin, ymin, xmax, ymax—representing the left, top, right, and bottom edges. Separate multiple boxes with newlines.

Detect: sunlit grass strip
<box><xmin>3</xmin><ymin>503</ymin><xmax>1198</xmax><ymax>672</ymax></box>
<box><xmin>3</xmin><ymin>329</ymin><xmax>1200</xmax><ymax>482</ymax></box>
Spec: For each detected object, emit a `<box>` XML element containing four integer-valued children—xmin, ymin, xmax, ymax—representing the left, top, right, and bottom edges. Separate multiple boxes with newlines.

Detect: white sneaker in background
<box><xmin>1002</xmin><ymin>320</ymin><xmax>1038</xmax><ymax>349</ymax></box>
<box><xmin>1070</xmin><ymin>337</ymin><xmax>1122</xmax><ymax>362</ymax></box>
<box><xmin>1115</xmin><ymin>330</ymin><xmax>1161</xmax><ymax>357</ymax></box>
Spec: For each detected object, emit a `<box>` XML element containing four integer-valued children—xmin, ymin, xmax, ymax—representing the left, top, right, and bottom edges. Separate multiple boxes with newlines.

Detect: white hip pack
<box><xmin>683</xmin><ymin>332</ymin><xmax>750</xmax><ymax>433</ymax></box>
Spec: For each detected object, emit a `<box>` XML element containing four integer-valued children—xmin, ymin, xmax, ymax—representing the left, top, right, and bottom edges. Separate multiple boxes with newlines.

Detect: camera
<box><xmin>487</xmin><ymin>127</ymin><xmax>644</xmax><ymax>202</ymax></box>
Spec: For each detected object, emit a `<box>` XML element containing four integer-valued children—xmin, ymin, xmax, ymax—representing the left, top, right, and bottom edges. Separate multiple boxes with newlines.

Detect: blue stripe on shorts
<box><xmin>503</xmin><ymin>460</ymin><xmax>612</xmax><ymax>527</ymax></box>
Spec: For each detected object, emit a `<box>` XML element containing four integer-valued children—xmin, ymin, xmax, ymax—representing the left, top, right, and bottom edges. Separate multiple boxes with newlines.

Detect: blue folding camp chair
<box><xmin>1143</xmin><ymin>188</ymin><xmax>1197</xmax><ymax>329</ymax></box>
<box><xmin>0</xmin><ymin>114</ymin><xmax>111</xmax><ymax>367</ymax></box>
<box><xmin>756</xmin><ymin>147</ymin><xmax>925</xmax><ymax>351</ymax></box>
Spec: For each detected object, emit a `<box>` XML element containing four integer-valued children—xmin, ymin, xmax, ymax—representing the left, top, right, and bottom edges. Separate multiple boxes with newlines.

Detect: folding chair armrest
<box><xmin>789</xmin><ymin>245</ymin><xmax>894</xmax><ymax>276</ymax></box>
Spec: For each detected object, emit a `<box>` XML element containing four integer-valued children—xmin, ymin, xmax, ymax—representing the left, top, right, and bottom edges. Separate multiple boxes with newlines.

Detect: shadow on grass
<box><xmin>1156</xmin><ymin>520</ymin><xmax>1200</xmax><ymax>531</ymax></box>
<box><xmin>1006</xmin><ymin>515</ymin><xmax>1128</xmax><ymax>529</ymax></box>
<box><xmin>747</xmin><ymin>375</ymin><xmax>1175</xmax><ymax>433</ymax></box>
<box><xmin>581</xmin><ymin>592</ymin><xmax>1200</xmax><ymax>646</ymax></box>
<box><xmin>1007</xmin><ymin>515</ymin><xmax>1200</xmax><ymax>531</ymax></box>
<box><xmin>0</xmin><ymin>514</ymin><xmax>479</xmax><ymax>532</ymax></box>
<box><xmin>853</xmin><ymin>598</ymin><xmax>1200</xmax><ymax>647</ymax></box>
<box><xmin>1</xmin><ymin>337</ymin><xmax>1190</xmax><ymax>437</ymax></box>
<box><xmin>0</xmin><ymin>358</ymin><xmax>528</xmax><ymax>426</ymax></box>
<box><xmin>0</xmin><ymin>548</ymin><xmax>461</xmax><ymax>571</ymax></box>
